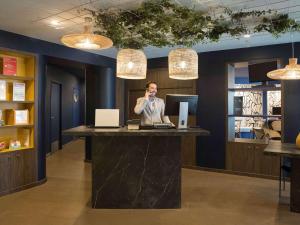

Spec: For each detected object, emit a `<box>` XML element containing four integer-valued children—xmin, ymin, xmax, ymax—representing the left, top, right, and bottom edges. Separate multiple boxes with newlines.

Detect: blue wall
<box><xmin>45</xmin><ymin>64</ymin><xmax>85</xmax><ymax>153</ymax></box>
<box><xmin>0</xmin><ymin>29</ymin><xmax>116</xmax><ymax>180</ymax></box>
<box><xmin>149</xmin><ymin>42</ymin><xmax>300</xmax><ymax>169</ymax></box>
<box><xmin>85</xmin><ymin>65</ymin><xmax>116</xmax><ymax>161</ymax></box>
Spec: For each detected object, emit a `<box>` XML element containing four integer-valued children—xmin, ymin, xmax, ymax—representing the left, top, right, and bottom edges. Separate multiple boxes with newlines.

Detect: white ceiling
<box><xmin>0</xmin><ymin>0</ymin><xmax>299</xmax><ymax>59</ymax></box>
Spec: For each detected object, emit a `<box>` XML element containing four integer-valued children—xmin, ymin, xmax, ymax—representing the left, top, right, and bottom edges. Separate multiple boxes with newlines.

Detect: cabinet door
<box><xmin>10</xmin><ymin>151</ymin><xmax>25</xmax><ymax>189</ymax></box>
<box><xmin>23</xmin><ymin>149</ymin><xmax>36</xmax><ymax>184</ymax></box>
<box><xmin>231</xmin><ymin>143</ymin><xmax>255</xmax><ymax>173</ymax></box>
<box><xmin>0</xmin><ymin>153</ymin><xmax>11</xmax><ymax>193</ymax></box>
<box><xmin>254</xmin><ymin>144</ymin><xmax>280</xmax><ymax>176</ymax></box>
<box><xmin>226</xmin><ymin>142</ymin><xmax>234</xmax><ymax>170</ymax></box>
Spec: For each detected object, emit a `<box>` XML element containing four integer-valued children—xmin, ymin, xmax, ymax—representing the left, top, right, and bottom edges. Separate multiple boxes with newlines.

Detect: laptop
<box><xmin>94</xmin><ymin>109</ymin><xmax>120</xmax><ymax>128</ymax></box>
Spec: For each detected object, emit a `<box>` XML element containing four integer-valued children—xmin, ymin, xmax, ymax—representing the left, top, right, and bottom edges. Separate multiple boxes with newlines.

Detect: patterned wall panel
<box><xmin>267</xmin><ymin>91</ymin><xmax>281</xmax><ymax>115</ymax></box>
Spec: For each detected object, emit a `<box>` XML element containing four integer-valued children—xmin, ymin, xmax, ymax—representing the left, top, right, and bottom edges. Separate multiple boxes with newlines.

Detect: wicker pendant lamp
<box><xmin>168</xmin><ymin>48</ymin><xmax>198</xmax><ymax>80</ymax></box>
<box><xmin>267</xmin><ymin>58</ymin><xmax>300</xmax><ymax>80</ymax></box>
<box><xmin>267</xmin><ymin>38</ymin><xmax>300</xmax><ymax>80</ymax></box>
<box><xmin>117</xmin><ymin>49</ymin><xmax>147</xmax><ymax>79</ymax></box>
<box><xmin>61</xmin><ymin>17</ymin><xmax>113</xmax><ymax>50</ymax></box>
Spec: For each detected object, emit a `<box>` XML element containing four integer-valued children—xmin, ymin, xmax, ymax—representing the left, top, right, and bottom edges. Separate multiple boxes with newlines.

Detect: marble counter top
<box><xmin>264</xmin><ymin>141</ymin><xmax>300</xmax><ymax>158</ymax></box>
<box><xmin>63</xmin><ymin>125</ymin><xmax>210</xmax><ymax>137</ymax></box>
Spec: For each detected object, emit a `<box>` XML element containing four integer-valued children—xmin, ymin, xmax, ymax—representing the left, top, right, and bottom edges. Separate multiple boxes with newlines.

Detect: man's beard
<box><xmin>149</xmin><ymin>92</ymin><xmax>156</xmax><ymax>98</ymax></box>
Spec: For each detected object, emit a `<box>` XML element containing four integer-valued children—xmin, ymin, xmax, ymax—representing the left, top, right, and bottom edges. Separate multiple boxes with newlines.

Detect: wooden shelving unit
<box><xmin>0</xmin><ymin>146</ymin><xmax>34</xmax><ymax>153</ymax></box>
<box><xmin>0</xmin><ymin>124</ymin><xmax>34</xmax><ymax>128</ymax></box>
<box><xmin>225</xmin><ymin>63</ymin><xmax>282</xmax><ymax>179</ymax></box>
<box><xmin>228</xmin><ymin>86</ymin><xmax>281</xmax><ymax>92</ymax></box>
<box><xmin>228</xmin><ymin>115</ymin><xmax>281</xmax><ymax>118</ymax></box>
<box><xmin>0</xmin><ymin>100</ymin><xmax>34</xmax><ymax>104</ymax></box>
<box><xmin>0</xmin><ymin>49</ymin><xmax>37</xmax><ymax>195</ymax></box>
<box><xmin>0</xmin><ymin>74</ymin><xmax>34</xmax><ymax>81</ymax></box>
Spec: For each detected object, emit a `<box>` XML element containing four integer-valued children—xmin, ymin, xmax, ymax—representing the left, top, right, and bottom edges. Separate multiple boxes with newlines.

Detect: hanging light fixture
<box><xmin>61</xmin><ymin>17</ymin><xmax>113</xmax><ymax>50</ymax></box>
<box><xmin>168</xmin><ymin>48</ymin><xmax>198</xmax><ymax>80</ymax></box>
<box><xmin>267</xmin><ymin>35</ymin><xmax>300</xmax><ymax>80</ymax></box>
<box><xmin>117</xmin><ymin>49</ymin><xmax>147</xmax><ymax>79</ymax></box>
<box><xmin>267</xmin><ymin>58</ymin><xmax>300</xmax><ymax>80</ymax></box>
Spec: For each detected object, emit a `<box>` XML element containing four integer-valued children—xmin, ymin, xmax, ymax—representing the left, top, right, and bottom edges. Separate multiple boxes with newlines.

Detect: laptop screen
<box><xmin>95</xmin><ymin>109</ymin><xmax>119</xmax><ymax>127</ymax></box>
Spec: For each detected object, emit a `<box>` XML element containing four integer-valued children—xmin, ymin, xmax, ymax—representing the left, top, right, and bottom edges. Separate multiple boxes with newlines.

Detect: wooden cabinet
<box><xmin>11</xmin><ymin>150</ymin><xmax>25</xmax><ymax>188</ymax></box>
<box><xmin>0</xmin><ymin>149</ymin><xmax>36</xmax><ymax>195</ymax></box>
<box><xmin>0</xmin><ymin>49</ymin><xmax>37</xmax><ymax>196</ymax></box>
<box><xmin>0</xmin><ymin>152</ymin><xmax>11</xmax><ymax>193</ymax></box>
<box><xmin>23</xmin><ymin>149</ymin><xmax>36</xmax><ymax>184</ymax></box>
<box><xmin>226</xmin><ymin>139</ymin><xmax>280</xmax><ymax>177</ymax></box>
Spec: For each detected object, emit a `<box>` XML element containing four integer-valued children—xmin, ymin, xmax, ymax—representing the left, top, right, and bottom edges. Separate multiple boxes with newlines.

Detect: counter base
<box><xmin>291</xmin><ymin>158</ymin><xmax>300</xmax><ymax>213</ymax></box>
<box><xmin>91</xmin><ymin>136</ymin><xmax>181</xmax><ymax>209</ymax></box>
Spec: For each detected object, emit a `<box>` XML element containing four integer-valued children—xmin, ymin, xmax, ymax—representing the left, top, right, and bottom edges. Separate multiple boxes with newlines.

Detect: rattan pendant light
<box><xmin>267</xmin><ymin>38</ymin><xmax>300</xmax><ymax>80</ymax></box>
<box><xmin>267</xmin><ymin>58</ymin><xmax>300</xmax><ymax>80</ymax></box>
<box><xmin>61</xmin><ymin>17</ymin><xmax>113</xmax><ymax>50</ymax></box>
<box><xmin>117</xmin><ymin>49</ymin><xmax>147</xmax><ymax>79</ymax></box>
<box><xmin>168</xmin><ymin>48</ymin><xmax>198</xmax><ymax>80</ymax></box>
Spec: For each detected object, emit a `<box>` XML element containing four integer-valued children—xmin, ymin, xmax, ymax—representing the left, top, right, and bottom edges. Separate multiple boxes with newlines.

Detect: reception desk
<box><xmin>63</xmin><ymin>126</ymin><xmax>209</xmax><ymax>209</ymax></box>
<box><xmin>264</xmin><ymin>142</ymin><xmax>300</xmax><ymax>213</ymax></box>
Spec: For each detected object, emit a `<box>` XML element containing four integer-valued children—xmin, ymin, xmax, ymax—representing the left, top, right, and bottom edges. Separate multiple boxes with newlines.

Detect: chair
<box><xmin>253</xmin><ymin>128</ymin><xmax>265</xmax><ymax>139</ymax></box>
<box><xmin>271</xmin><ymin>120</ymin><xmax>281</xmax><ymax>134</ymax></box>
<box><xmin>263</xmin><ymin>128</ymin><xmax>281</xmax><ymax>140</ymax></box>
<box><xmin>279</xmin><ymin>157</ymin><xmax>291</xmax><ymax>198</ymax></box>
<box><xmin>253</xmin><ymin>118</ymin><xmax>265</xmax><ymax>139</ymax></box>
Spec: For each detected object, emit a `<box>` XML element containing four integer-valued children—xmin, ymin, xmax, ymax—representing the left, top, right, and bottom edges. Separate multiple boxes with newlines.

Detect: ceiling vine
<box><xmin>90</xmin><ymin>0</ymin><xmax>300</xmax><ymax>49</ymax></box>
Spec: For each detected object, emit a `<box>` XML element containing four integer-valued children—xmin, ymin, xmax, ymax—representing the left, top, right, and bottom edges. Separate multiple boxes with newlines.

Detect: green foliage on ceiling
<box><xmin>90</xmin><ymin>0</ymin><xmax>300</xmax><ymax>49</ymax></box>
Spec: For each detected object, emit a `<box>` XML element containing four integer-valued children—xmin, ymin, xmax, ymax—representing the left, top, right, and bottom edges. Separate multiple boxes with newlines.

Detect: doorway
<box><xmin>50</xmin><ymin>81</ymin><xmax>62</xmax><ymax>153</ymax></box>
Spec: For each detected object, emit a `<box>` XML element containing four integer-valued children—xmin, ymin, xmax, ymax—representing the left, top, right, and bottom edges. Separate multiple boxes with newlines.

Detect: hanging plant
<box><xmin>90</xmin><ymin>0</ymin><xmax>300</xmax><ymax>49</ymax></box>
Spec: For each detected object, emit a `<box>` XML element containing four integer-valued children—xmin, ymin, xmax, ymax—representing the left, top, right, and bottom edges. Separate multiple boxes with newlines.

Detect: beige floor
<box><xmin>0</xmin><ymin>140</ymin><xmax>300</xmax><ymax>225</ymax></box>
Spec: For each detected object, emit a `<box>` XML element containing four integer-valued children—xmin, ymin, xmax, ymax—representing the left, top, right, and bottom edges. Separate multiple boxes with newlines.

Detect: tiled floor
<box><xmin>0</xmin><ymin>139</ymin><xmax>300</xmax><ymax>225</ymax></box>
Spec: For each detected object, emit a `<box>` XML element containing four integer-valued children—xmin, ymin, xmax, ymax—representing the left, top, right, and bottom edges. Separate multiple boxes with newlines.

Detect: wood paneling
<box><xmin>0</xmin><ymin>149</ymin><xmax>37</xmax><ymax>194</ymax></box>
<box><xmin>0</xmin><ymin>152</ymin><xmax>11</xmax><ymax>193</ymax></box>
<box><xmin>116</xmin><ymin>78</ymin><xmax>125</xmax><ymax>125</ymax></box>
<box><xmin>0</xmin><ymin>49</ymin><xmax>37</xmax><ymax>196</ymax></box>
<box><xmin>226</xmin><ymin>141</ymin><xmax>280</xmax><ymax>177</ymax></box>
<box><xmin>125</xmin><ymin>68</ymin><xmax>197</xmax><ymax>166</ymax></box>
<box><xmin>11</xmin><ymin>151</ymin><xmax>25</xmax><ymax>188</ymax></box>
<box><xmin>291</xmin><ymin>158</ymin><xmax>300</xmax><ymax>212</ymax></box>
<box><xmin>23</xmin><ymin>149</ymin><xmax>37</xmax><ymax>184</ymax></box>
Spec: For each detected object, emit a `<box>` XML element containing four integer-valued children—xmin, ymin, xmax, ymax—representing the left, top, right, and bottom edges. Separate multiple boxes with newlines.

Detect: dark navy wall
<box><xmin>36</xmin><ymin>55</ymin><xmax>47</xmax><ymax>180</ymax></box>
<box><xmin>85</xmin><ymin>65</ymin><xmax>116</xmax><ymax>161</ymax></box>
<box><xmin>0</xmin><ymin>29</ymin><xmax>116</xmax><ymax>180</ymax></box>
<box><xmin>149</xmin><ymin>42</ymin><xmax>300</xmax><ymax>169</ymax></box>
<box><xmin>45</xmin><ymin>64</ymin><xmax>85</xmax><ymax>153</ymax></box>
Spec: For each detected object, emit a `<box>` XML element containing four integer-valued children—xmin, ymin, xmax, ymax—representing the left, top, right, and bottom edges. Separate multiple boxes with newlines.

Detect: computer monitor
<box><xmin>165</xmin><ymin>94</ymin><xmax>198</xmax><ymax>129</ymax></box>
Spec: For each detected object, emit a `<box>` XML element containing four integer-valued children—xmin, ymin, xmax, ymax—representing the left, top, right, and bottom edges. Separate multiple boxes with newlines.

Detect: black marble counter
<box><xmin>264</xmin><ymin>141</ymin><xmax>300</xmax><ymax>158</ymax></box>
<box><xmin>264</xmin><ymin>142</ymin><xmax>300</xmax><ymax>213</ymax></box>
<box><xmin>64</xmin><ymin>126</ymin><xmax>210</xmax><ymax>209</ymax></box>
<box><xmin>63</xmin><ymin>125</ymin><xmax>210</xmax><ymax>137</ymax></box>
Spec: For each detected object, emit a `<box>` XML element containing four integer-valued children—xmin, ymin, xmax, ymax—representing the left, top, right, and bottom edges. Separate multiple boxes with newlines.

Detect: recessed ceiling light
<box><xmin>243</xmin><ymin>34</ymin><xmax>251</xmax><ymax>38</ymax></box>
<box><xmin>50</xmin><ymin>20</ymin><xmax>60</xmax><ymax>26</ymax></box>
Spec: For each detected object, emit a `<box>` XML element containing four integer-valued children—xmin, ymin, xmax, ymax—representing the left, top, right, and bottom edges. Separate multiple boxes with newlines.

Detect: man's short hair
<box><xmin>146</xmin><ymin>81</ymin><xmax>157</xmax><ymax>89</ymax></box>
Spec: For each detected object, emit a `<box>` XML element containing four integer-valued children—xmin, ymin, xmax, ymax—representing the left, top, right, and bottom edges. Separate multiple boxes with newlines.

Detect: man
<box><xmin>134</xmin><ymin>81</ymin><xmax>172</xmax><ymax>125</ymax></box>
